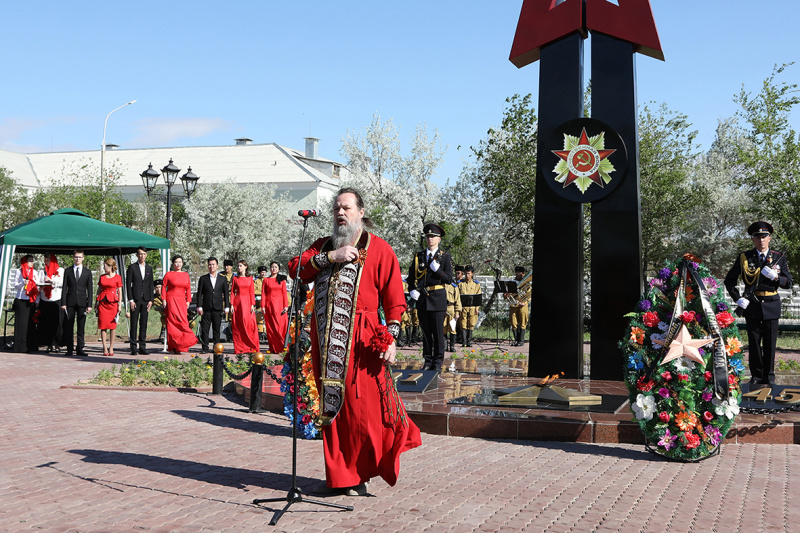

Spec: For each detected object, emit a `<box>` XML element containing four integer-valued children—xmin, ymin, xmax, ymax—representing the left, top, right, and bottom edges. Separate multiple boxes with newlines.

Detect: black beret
<box><xmin>464</xmin><ymin>265</ymin><xmax>474</xmax><ymax>273</ymax></box>
<box><xmin>454</xmin><ymin>265</ymin><xmax>464</xmax><ymax>272</ymax></box>
<box><xmin>223</xmin><ymin>259</ymin><xmax>234</xmax><ymax>267</ymax></box>
<box><xmin>257</xmin><ymin>265</ymin><xmax>267</xmax><ymax>273</ymax></box>
<box><xmin>515</xmin><ymin>266</ymin><xmax>526</xmax><ymax>273</ymax></box>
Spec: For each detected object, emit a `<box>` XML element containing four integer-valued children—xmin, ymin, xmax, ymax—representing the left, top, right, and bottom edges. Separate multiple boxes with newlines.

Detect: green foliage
<box><xmin>734</xmin><ymin>63</ymin><xmax>800</xmax><ymax>268</ymax></box>
<box><xmin>34</xmin><ymin>158</ymin><xmax>135</xmax><ymax>226</ymax></box>
<box><xmin>0</xmin><ymin>166</ymin><xmax>38</xmax><ymax>232</ymax></box>
<box><xmin>469</xmin><ymin>94</ymin><xmax>538</xmax><ymax>235</ymax></box>
<box><xmin>638</xmin><ymin>102</ymin><xmax>701</xmax><ymax>274</ymax></box>
<box><xmin>87</xmin><ymin>356</ymin><xmax>214</xmax><ymax>388</ymax></box>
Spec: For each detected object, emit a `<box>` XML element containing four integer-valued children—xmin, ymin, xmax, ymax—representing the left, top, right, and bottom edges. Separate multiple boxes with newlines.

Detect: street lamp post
<box><xmin>100</xmin><ymin>100</ymin><xmax>136</xmax><ymax>221</ymax></box>
<box><xmin>141</xmin><ymin>159</ymin><xmax>200</xmax><ymax>240</ymax></box>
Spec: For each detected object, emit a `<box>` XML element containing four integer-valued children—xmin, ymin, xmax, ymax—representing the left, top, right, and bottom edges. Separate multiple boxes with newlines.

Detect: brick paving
<box><xmin>1</xmin><ymin>344</ymin><xmax>798</xmax><ymax>532</ymax></box>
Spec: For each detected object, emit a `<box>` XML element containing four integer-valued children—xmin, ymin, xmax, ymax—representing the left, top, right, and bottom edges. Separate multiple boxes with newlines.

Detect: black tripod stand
<box><xmin>252</xmin><ymin>213</ymin><xmax>353</xmax><ymax>525</ymax></box>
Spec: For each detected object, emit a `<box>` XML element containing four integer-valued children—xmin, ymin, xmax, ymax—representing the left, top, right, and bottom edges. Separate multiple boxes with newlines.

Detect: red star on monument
<box><xmin>552</xmin><ymin>128</ymin><xmax>616</xmax><ymax>189</ymax></box>
<box><xmin>652</xmin><ymin>324</ymin><xmax>712</xmax><ymax>366</ymax></box>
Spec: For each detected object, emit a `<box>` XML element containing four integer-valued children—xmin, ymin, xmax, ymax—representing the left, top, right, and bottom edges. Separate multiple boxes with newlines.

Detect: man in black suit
<box><xmin>407</xmin><ymin>223</ymin><xmax>453</xmax><ymax>371</ymax></box>
<box><xmin>195</xmin><ymin>256</ymin><xmax>230</xmax><ymax>353</ymax></box>
<box><xmin>60</xmin><ymin>250</ymin><xmax>93</xmax><ymax>356</ymax></box>
<box><xmin>725</xmin><ymin>221</ymin><xmax>793</xmax><ymax>390</ymax></box>
<box><xmin>126</xmin><ymin>246</ymin><xmax>154</xmax><ymax>355</ymax></box>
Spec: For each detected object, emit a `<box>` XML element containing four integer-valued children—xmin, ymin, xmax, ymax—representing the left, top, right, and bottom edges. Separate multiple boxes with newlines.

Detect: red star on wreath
<box><xmin>552</xmin><ymin>128</ymin><xmax>617</xmax><ymax>192</ymax></box>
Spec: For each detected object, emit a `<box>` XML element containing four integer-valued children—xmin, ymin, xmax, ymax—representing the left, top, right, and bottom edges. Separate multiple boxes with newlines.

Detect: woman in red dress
<box><xmin>230</xmin><ymin>260</ymin><xmax>260</xmax><ymax>354</ymax></box>
<box><xmin>96</xmin><ymin>257</ymin><xmax>123</xmax><ymax>356</ymax></box>
<box><xmin>161</xmin><ymin>255</ymin><xmax>197</xmax><ymax>354</ymax></box>
<box><xmin>261</xmin><ymin>261</ymin><xmax>289</xmax><ymax>354</ymax></box>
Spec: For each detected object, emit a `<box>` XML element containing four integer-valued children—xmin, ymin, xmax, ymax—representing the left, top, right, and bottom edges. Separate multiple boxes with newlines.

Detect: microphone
<box><xmin>298</xmin><ymin>209</ymin><xmax>319</xmax><ymax>217</ymax></box>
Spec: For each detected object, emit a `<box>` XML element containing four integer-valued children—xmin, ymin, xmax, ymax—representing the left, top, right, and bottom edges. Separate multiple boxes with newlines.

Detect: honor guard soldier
<box><xmin>505</xmin><ymin>266</ymin><xmax>531</xmax><ymax>347</ymax></box>
<box><xmin>458</xmin><ymin>265</ymin><xmax>482</xmax><ymax>347</ymax></box>
<box><xmin>408</xmin><ymin>223</ymin><xmax>454</xmax><ymax>371</ymax></box>
<box><xmin>725</xmin><ymin>221</ymin><xmax>792</xmax><ymax>390</ymax></box>
<box><xmin>444</xmin><ymin>280</ymin><xmax>462</xmax><ymax>352</ymax></box>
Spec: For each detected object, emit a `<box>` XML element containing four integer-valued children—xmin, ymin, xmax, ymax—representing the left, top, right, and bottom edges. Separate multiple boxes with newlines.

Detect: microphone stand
<box><xmin>252</xmin><ymin>214</ymin><xmax>353</xmax><ymax>524</ymax></box>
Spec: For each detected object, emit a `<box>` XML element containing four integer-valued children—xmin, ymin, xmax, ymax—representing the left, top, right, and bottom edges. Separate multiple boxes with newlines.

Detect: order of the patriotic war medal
<box><xmin>542</xmin><ymin>118</ymin><xmax>628</xmax><ymax>203</ymax></box>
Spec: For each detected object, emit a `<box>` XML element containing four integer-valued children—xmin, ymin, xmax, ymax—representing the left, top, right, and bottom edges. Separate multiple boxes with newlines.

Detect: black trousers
<box><xmin>38</xmin><ymin>300</ymin><xmax>63</xmax><ymax>349</ymax></box>
<box><xmin>63</xmin><ymin>305</ymin><xmax>87</xmax><ymax>352</ymax></box>
<box><xmin>13</xmin><ymin>298</ymin><xmax>37</xmax><ymax>353</ymax></box>
<box><xmin>200</xmin><ymin>309</ymin><xmax>223</xmax><ymax>349</ymax></box>
<box><xmin>745</xmin><ymin>317</ymin><xmax>779</xmax><ymax>384</ymax></box>
<box><xmin>128</xmin><ymin>299</ymin><xmax>150</xmax><ymax>351</ymax></box>
<box><xmin>418</xmin><ymin>308</ymin><xmax>446</xmax><ymax>364</ymax></box>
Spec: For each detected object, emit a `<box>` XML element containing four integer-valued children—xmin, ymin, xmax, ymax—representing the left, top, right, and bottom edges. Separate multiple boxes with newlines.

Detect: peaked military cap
<box><xmin>423</xmin><ymin>223</ymin><xmax>445</xmax><ymax>238</ymax></box>
<box><xmin>747</xmin><ymin>221</ymin><xmax>773</xmax><ymax>236</ymax></box>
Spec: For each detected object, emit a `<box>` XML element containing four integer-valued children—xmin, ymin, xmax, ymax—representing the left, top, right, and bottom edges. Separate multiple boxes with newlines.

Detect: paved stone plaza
<box><xmin>1</xmin><ymin>346</ymin><xmax>797</xmax><ymax>532</ymax></box>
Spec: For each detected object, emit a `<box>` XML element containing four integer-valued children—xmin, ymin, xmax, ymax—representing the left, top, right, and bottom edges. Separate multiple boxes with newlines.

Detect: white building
<box><xmin>0</xmin><ymin>137</ymin><xmax>344</xmax><ymax>213</ymax></box>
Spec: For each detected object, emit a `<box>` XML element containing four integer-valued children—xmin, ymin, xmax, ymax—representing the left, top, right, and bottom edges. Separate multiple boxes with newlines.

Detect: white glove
<box><xmin>224</xmin><ymin>307</ymin><xmax>230</xmax><ymax>313</ymax></box>
<box><xmin>736</xmin><ymin>298</ymin><xmax>750</xmax><ymax>310</ymax></box>
<box><xmin>409</xmin><ymin>289</ymin><xmax>420</xmax><ymax>301</ymax></box>
<box><xmin>761</xmin><ymin>265</ymin><xmax>778</xmax><ymax>280</ymax></box>
<box><xmin>430</xmin><ymin>260</ymin><xmax>440</xmax><ymax>272</ymax></box>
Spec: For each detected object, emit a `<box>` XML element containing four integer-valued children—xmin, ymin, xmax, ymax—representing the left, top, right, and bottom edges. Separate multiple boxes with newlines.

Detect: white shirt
<box><xmin>426</xmin><ymin>248</ymin><xmax>439</xmax><ymax>261</ymax></box>
<box><xmin>38</xmin><ymin>267</ymin><xmax>64</xmax><ymax>302</ymax></box>
<box><xmin>12</xmin><ymin>269</ymin><xmax>31</xmax><ymax>300</ymax></box>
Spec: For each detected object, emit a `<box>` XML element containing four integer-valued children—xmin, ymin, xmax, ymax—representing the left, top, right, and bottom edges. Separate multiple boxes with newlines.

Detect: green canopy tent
<box><xmin>0</xmin><ymin>209</ymin><xmax>170</xmax><ymax>326</ymax></box>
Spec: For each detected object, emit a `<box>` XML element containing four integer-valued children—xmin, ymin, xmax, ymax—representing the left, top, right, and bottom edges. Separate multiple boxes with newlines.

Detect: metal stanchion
<box><xmin>249</xmin><ymin>352</ymin><xmax>265</xmax><ymax>413</ymax></box>
<box><xmin>211</xmin><ymin>343</ymin><xmax>225</xmax><ymax>395</ymax></box>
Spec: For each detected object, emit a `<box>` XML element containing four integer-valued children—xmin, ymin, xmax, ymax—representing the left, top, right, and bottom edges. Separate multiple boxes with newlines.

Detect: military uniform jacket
<box><xmin>724</xmin><ymin>248</ymin><xmax>792</xmax><ymax>321</ymax></box>
<box><xmin>445</xmin><ymin>284</ymin><xmax>462</xmax><ymax>315</ymax></box>
<box><xmin>407</xmin><ymin>249</ymin><xmax>453</xmax><ymax>312</ymax></box>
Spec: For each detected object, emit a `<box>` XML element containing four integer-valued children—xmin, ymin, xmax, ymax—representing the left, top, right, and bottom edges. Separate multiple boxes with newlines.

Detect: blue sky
<box><xmin>1</xmin><ymin>1</ymin><xmax>798</xmax><ymax>185</ymax></box>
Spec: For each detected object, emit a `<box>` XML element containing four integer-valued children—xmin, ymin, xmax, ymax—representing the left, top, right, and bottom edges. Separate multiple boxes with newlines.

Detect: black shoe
<box><xmin>77</xmin><ymin>350</ymin><xmax>89</xmax><ymax>356</ymax></box>
<box><xmin>130</xmin><ymin>350</ymin><xmax>138</xmax><ymax>356</ymax></box>
<box><xmin>65</xmin><ymin>350</ymin><xmax>73</xmax><ymax>357</ymax></box>
<box><xmin>200</xmin><ymin>347</ymin><xmax>209</xmax><ymax>354</ymax></box>
<box><xmin>138</xmin><ymin>349</ymin><xmax>148</xmax><ymax>355</ymax></box>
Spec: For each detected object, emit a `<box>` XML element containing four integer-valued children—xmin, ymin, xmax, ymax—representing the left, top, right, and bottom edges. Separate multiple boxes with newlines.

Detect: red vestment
<box><xmin>231</xmin><ymin>276</ymin><xmax>260</xmax><ymax>354</ymax></box>
<box><xmin>261</xmin><ymin>276</ymin><xmax>288</xmax><ymax>354</ymax></box>
<box><xmin>161</xmin><ymin>271</ymin><xmax>197</xmax><ymax>353</ymax></box>
<box><xmin>291</xmin><ymin>233</ymin><xmax>421</xmax><ymax>488</ymax></box>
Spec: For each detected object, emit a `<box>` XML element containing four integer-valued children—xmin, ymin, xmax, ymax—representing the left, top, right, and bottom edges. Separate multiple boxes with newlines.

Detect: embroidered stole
<box><xmin>315</xmin><ymin>232</ymin><xmax>371</xmax><ymax>425</ymax></box>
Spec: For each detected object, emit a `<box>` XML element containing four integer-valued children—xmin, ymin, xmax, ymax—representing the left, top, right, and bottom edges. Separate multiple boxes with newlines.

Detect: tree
<box><xmin>34</xmin><ymin>158</ymin><xmax>135</xmax><ymax>227</ymax></box>
<box><xmin>340</xmin><ymin>115</ymin><xmax>445</xmax><ymax>262</ymax></box>
<box><xmin>734</xmin><ymin>63</ymin><xmax>800</xmax><ymax>267</ymax></box>
<box><xmin>638</xmin><ymin>102</ymin><xmax>700</xmax><ymax>274</ymax></box>
<box><xmin>680</xmin><ymin>119</ymin><xmax>753</xmax><ymax>276</ymax></box>
<box><xmin>0</xmin><ymin>166</ymin><xmax>37</xmax><ymax>231</ymax></box>
<box><xmin>172</xmin><ymin>180</ymin><xmax>296</xmax><ymax>271</ymax></box>
<box><xmin>469</xmin><ymin>94</ymin><xmax>538</xmax><ymax>235</ymax></box>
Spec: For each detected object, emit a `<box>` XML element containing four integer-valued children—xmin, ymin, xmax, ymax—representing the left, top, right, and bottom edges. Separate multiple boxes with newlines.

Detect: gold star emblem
<box><xmin>652</xmin><ymin>324</ymin><xmax>711</xmax><ymax>366</ymax></box>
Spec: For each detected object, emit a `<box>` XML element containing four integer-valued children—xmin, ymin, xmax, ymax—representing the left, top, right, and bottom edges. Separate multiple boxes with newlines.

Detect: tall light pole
<box><xmin>100</xmin><ymin>99</ymin><xmax>137</xmax><ymax>221</ymax></box>
<box><xmin>141</xmin><ymin>159</ymin><xmax>200</xmax><ymax>240</ymax></box>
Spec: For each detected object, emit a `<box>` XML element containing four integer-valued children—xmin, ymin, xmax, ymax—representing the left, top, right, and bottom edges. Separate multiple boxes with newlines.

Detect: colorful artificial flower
<box><xmin>642</xmin><ymin>311</ymin><xmax>660</xmax><ymax>328</ymax></box>
<box><xmin>628</xmin><ymin>354</ymin><xmax>644</xmax><ymax>371</ymax></box>
<box><xmin>703</xmin><ymin>411</ymin><xmax>714</xmax><ymax>422</ymax></box>
<box><xmin>658</xmin><ymin>267</ymin><xmax>672</xmax><ymax>280</ymax></box>
<box><xmin>658</xmin><ymin>429</ymin><xmax>678</xmax><ymax>451</ymax></box>
<box><xmin>715</xmin><ymin>311</ymin><xmax>735</xmax><ymax>329</ymax></box>
<box><xmin>658</xmin><ymin>411</ymin><xmax>670</xmax><ymax>423</ymax></box>
<box><xmin>704</xmin><ymin>371</ymin><xmax>713</xmax><ymax>382</ymax></box>
<box><xmin>680</xmin><ymin>311</ymin><xmax>696</xmax><ymax>324</ymax></box>
<box><xmin>636</xmin><ymin>377</ymin><xmax>655</xmax><ymax>392</ymax></box>
<box><xmin>717</xmin><ymin>302</ymin><xmax>729</xmax><ymax>312</ymax></box>
<box><xmin>657</xmin><ymin>321</ymin><xmax>669</xmax><ymax>332</ymax></box>
<box><xmin>677</xmin><ymin>373</ymin><xmax>690</xmax><ymax>382</ymax></box>
<box><xmin>632</xmin><ymin>394</ymin><xmax>656</xmax><ymax>421</ymax></box>
<box><xmin>658</xmin><ymin>387</ymin><xmax>670</xmax><ymax>398</ymax></box>
<box><xmin>661</xmin><ymin>371</ymin><xmax>672</xmax><ymax>381</ymax></box>
<box><xmin>639</xmin><ymin>300</ymin><xmax>653</xmax><ymax>311</ymax></box>
<box><xmin>713</xmin><ymin>398</ymin><xmax>740</xmax><ymax>420</ymax></box>
<box><xmin>702</xmin><ymin>277</ymin><xmax>720</xmax><ymax>296</ymax></box>
<box><xmin>685</xmin><ymin>286</ymin><xmax>695</xmax><ymax>302</ymax></box>
<box><xmin>705</xmin><ymin>425</ymin><xmax>723</xmax><ymax>446</ymax></box>
<box><xmin>675</xmin><ymin>411</ymin><xmax>698</xmax><ymax>432</ymax></box>
<box><xmin>726</xmin><ymin>337</ymin><xmax>743</xmax><ymax>356</ymax></box>
<box><xmin>630</xmin><ymin>327</ymin><xmax>645</xmax><ymax>344</ymax></box>
<box><xmin>684</xmin><ymin>432</ymin><xmax>701</xmax><ymax>449</ymax></box>
<box><xmin>730</xmin><ymin>358</ymin><xmax>745</xmax><ymax>375</ymax></box>
<box><xmin>702</xmin><ymin>389</ymin><xmax>713</xmax><ymax>402</ymax></box>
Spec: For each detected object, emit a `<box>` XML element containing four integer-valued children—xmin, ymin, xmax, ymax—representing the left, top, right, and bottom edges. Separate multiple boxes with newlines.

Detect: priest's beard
<box><xmin>332</xmin><ymin>218</ymin><xmax>362</xmax><ymax>249</ymax></box>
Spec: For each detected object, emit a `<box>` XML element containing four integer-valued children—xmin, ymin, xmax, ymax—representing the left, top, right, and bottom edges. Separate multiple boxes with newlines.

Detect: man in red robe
<box><xmin>290</xmin><ymin>187</ymin><xmax>421</xmax><ymax>497</ymax></box>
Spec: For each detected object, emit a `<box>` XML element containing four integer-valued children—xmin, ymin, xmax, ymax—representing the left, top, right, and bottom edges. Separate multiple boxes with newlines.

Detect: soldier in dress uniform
<box><xmin>725</xmin><ymin>221</ymin><xmax>793</xmax><ymax>390</ymax></box>
<box><xmin>458</xmin><ymin>265</ymin><xmax>481</xmax><ymax>347</ymax></box>
<box><xmin>454</xmin><ymin>265</ymin><xmax>464</xmax><ymax>344</ymax></box>
<box><xmin>408</xmin><ymin>223</ymin><xmax>454</xmax><ymax>371</ymax></box>
<box><xmin>444</xmin><ymin>280</ymin><xmax>462</xmax><ymax>352</ymax></box>
<box><xmin>505</xmin><ymin>266</ymin><xmax>531</xmax><ymax>347</ymax></box>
